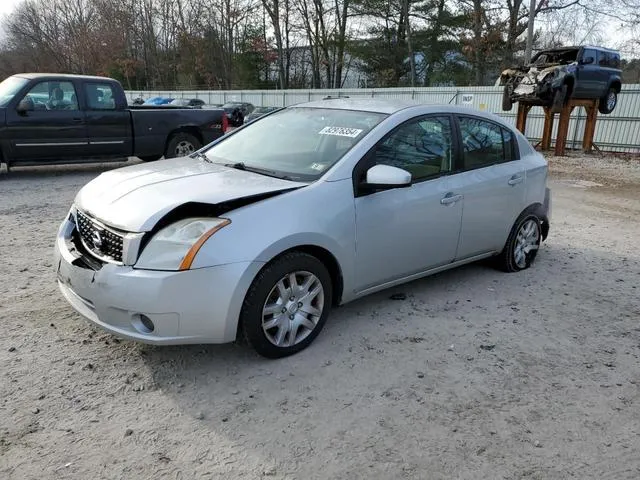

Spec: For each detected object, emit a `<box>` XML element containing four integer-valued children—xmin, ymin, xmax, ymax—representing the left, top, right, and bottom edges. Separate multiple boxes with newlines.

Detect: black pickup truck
<box><xmin>0</xmin><ymin>73</ymin><xmax>228</xmax><ymax>170</ymax></box>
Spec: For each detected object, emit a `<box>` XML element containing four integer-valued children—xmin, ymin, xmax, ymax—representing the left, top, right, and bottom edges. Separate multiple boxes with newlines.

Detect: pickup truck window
<box><xmin>21</xmin><ymin>81</ymin><xmax>79</xmax><ymax>111</ymax></box>
<box><xmin>0</xmin><ymin>76</ymin><xmax>28</xmax><ymax>107</ymax></box>
<box><xmin>85</xmin><ymin>83</ymin><xmax>116</xmax><ymax>110</ymax></box>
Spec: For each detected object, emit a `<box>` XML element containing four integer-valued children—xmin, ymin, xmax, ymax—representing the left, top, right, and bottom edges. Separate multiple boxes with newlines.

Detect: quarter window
<box><xmin>20</xmin><ymin>81</ymin><xmax>78</xmax><ymax>111</ymax></box>
<box><xmin>609</xmin><ymin>53</ymin><xmax>621</xmax><ymax>69</ymax></box>
<box><xmin>372</xmin><ymin>116</ymin><xmax>454</xmax><ymax>181</ymax></box>
<box><xmin>458</xmin><ymin>117</ymin><xmax>515</xmax><ymax>169</ymax></box>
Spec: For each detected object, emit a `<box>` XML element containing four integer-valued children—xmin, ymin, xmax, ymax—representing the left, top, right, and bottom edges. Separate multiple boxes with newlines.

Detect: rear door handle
<box><xmin>508</xmin><ymin>175</ymin><xmax>524</xmax><ymax>186</ymax></box>
<box><xmin>440</xmin><ymin>193</ymin><xmax>462</xmax><ymax>205</ymax></box>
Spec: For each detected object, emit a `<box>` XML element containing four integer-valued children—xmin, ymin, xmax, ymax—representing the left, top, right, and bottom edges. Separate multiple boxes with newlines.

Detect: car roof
<box><xmin>294</xmin><ymin>98</ymin><xmax>425</xmax><ymax>114</ymax></box>
<box><xmin>14</xmin><ymin>73</ymin><xmax>115</xmax><ymax>81</ymax></box>
<box><xmin>582</xmin><ymin>45</ymin><xmax>620</xmax><ymax>53</ymax></box>
<box><xmin>537</xmin><ymin>45</ymin><xmax>619</xmax><ymax>53</ymax></box>
<box><xmin>293</xmin><ymin>98</ymin><xmax>511</xmax><ymax>118</ymax></box>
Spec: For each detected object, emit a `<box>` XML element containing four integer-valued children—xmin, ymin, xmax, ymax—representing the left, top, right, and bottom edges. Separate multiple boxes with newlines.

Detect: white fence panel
<box><xmin>126</xmin><ymin>85</ymin><xmax>640</xmax><ymax>153</ymax></box>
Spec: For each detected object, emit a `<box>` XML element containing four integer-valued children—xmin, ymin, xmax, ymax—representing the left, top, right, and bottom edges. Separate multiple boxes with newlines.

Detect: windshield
<box><xmin>0</xmin><ymin>76</ymin><xmax>28</xmax><ymax>107</ymax></box>
<box><xmin>204</xmin><ymin>107</ymin><xmax>387</xmax><ymax>181</ymax></box>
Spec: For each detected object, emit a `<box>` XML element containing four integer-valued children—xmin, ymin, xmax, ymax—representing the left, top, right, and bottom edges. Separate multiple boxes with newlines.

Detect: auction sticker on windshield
<box><xmin>318</xmin><ymin>126</ymin><xmax>363</xmax><ymax>138</ymax></box>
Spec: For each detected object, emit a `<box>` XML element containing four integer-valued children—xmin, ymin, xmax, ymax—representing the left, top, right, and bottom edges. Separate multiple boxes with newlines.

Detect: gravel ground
<box><xmin>1</xmin><ymin>153</ymin><xmax>639</xmax><ymax>479</ymax></box>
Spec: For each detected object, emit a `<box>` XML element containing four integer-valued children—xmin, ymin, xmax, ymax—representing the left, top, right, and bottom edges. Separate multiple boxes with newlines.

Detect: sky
<box><xmin>0</xmin><ymin>0</ymin><xmax>20</xmax><ymax>17</ymax></box>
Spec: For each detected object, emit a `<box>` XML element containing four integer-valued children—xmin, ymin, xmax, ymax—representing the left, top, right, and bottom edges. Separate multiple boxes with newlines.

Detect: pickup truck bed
<box><xmin>0</xmin><ymin>73</ymin><xmax>228</xmax><ymax>169</ymax></box>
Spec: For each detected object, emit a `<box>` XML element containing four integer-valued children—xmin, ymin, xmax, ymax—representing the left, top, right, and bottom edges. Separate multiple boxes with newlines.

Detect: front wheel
<box><xmin>599</xmin><ymin>88</ymin><xmax>617</xmax><ymax>114</ymax></box>
<box><xmin>165</xmin><ymin>132</ymin><xmax>201</xmax><ymax>159</ymax></box>
<box><xmin>240</xmin><ymin>252</ymin><xmax>332</xmax><ymax>358</ymax></box>
<box><xmin>495</xmin><ymin>213</ymin><xmax>542</xmax><ymax>273</ymax></box>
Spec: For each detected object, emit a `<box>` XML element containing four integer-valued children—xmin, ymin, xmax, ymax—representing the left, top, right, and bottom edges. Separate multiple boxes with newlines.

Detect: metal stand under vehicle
<box><xmin>515</xmin><ymin>98</ymin><xmax>600</xmax><ymax>156</ymax></box>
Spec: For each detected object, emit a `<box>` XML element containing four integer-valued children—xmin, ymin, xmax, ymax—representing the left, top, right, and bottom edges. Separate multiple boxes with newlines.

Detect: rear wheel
<box><xmin>599</xmin><ymin>88</ymin><xmax>617</xmax><ymax>114</ymax></box>
<box><xmin>551</xmin><ymin>84</ymin><xmax>568</xmax><ymax>113</ymax></box>
<box><xmin>165</xmin><ymin>132</ymin><xmax>201</xmax><ymax>159</ymax></box>
<box><xmin>240</xmin><ymin>252</ymin><xmax>332</xmax><ymax>358</ymax></box>
<box><xmin>495</xmin><ymin>213</ymin><xmax>542</xmax><ymax>273</ymax></box>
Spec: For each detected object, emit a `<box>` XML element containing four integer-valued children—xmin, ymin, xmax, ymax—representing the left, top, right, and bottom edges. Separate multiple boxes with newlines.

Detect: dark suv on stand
<box><xmin>498</xmin><ymin>46</ymin><xmax>622</xmax><ymax>114</ymax></box>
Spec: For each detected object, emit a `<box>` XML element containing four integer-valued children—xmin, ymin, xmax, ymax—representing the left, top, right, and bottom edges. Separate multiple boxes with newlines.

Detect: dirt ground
<box><xmin>1</xmin><ymin>153</ymin><xmax>639</xmax><ymax>480</ymax></box>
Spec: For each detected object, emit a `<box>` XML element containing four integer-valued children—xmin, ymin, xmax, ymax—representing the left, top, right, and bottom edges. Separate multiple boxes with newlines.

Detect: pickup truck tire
<box><xmin>502</xmin><ymin>86</ymin><xmax>513</xmax><ymax>111</ymax></box>
<box><xmin>165</xmin><ymin>132</ymin><xmax>201</xmax><ymax>158</ymax></box>
<box><xmin>139</xmin><ymin>155</ymin><xmax>162</xmax><ymax>162</ymax></box>
<box><xmin>599</xmin><ymin>88</ymin><xmax>617</xmax><ymax>114</ymax></box>
<box><xmin>551</xmin><ymin>84</ymin><xmax>568</xmax><ymax>113</ymax></box>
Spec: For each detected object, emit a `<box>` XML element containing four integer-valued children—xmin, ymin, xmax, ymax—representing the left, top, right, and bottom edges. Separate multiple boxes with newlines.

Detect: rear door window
<box><xmin>84</xmin><ymin>83</ymin><xmax>116</xmax><ymax>110</ymax></box>
<box><xmin>458</xmin><ymin>117</ymin><xmax>517</xmax><ymax>170</ymax></box>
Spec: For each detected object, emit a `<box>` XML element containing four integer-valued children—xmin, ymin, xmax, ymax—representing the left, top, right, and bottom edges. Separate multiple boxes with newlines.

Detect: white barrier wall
<box><xmin>127</xmin><ymin>85</ymin><xmax>640</xmax><ymax>153</ymax></box>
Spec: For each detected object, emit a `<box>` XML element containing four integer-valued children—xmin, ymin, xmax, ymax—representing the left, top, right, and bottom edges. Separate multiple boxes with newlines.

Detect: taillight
<box><xmin>222</xmin><ymin>114</ymin><xmax>229</xmax><ymax>133</ymax></box>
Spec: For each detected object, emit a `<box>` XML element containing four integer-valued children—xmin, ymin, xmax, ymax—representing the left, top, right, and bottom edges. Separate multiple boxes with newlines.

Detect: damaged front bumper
<box><xmin>499</xmin><ymin>66</ymin><xmax>566</xmax><ymax>105</ymax></box>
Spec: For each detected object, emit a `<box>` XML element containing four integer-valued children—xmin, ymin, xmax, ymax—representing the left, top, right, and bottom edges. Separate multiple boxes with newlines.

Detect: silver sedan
<box><xmin>54</xmin><ymin>99</ymin><xmax>551</xmax><ymax>358</ymax></box>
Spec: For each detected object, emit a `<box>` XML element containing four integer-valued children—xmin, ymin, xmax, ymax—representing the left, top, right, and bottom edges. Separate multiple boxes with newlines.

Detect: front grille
<box><xmin>76</xmin><ymin>210</ymin><xmax>124</xmax><ymax>264</ymax></box>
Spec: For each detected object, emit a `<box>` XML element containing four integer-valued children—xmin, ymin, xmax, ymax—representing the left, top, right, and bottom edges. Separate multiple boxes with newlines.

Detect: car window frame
<box><xmin>598</xmin><ymin>50</ymin><xmax>610</xmax><ymax>67</ymax></box>
<box><xmin>84</xmin><ymin>82</ymin><xmax>117</xmax><ymax>111</ymax></box>
<box><xmin>20</xmin><ymin>80</ymin><xmax>80</xmax><ymax>112</ymax></box>
<box><xmin>352</xmin><ymin>113</ymin><xmax>460</xmax><ymax>197</ymax></box>
<box><xmin>453</xmin><ymin>114</ymin><xmax>521</xmax><ymax>172</ymax></box>
<box><xmin>581</xmin><ymin>48</ymin><xmax>598</xmax><ymax>65</ymax></box>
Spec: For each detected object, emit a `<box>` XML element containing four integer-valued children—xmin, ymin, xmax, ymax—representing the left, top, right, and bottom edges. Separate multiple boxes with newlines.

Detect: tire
<box><xmin>165</xmin><ymin>132</ymin><xmax>201</xmax><ymax>159</ymax></box>
<box><xmin>599</xmin><ymin>88</ymin><xmax>617</xmax><ymax>114</ymax></box>
<box><xmin>138</xmin><ymin>155</ymin><xmax>162</xmax><ymax>162</ymax></box>
<box><xmin>240</xmin><ymin>252</ymin><xmax>333</xmax><ymax>358</ymax></box>
<box><xmin>502</xmin><ymin>85</ymin><xmax>513</xmax><ymax>111</ymax></box>
<box><xmin>495</xmin><ymin>212</ymin><xmax>542</xmax><ymax>273</ymax></box>
<box><xmin>551</xmin><ymin>84</ymin><xmax>568</xmax><ymax>113</ymax></box>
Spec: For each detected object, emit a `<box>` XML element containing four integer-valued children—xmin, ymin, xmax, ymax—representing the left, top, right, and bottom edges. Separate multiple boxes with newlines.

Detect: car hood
<box><xmin>75</xmin><ymin>157</ymin><xmax>306</xmax><ymax>232</ymax></box>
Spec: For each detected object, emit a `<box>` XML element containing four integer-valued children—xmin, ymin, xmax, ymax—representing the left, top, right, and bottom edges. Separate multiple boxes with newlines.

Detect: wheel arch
<box><xmin>259</xmin><ymin>244</ymin><xmax>344</xmax><ymax>307</ymax></box>
<box><xmin>518</xmin><ymin>202</ymin><xmax>549</xmax><ymax>240</ymax></box>
<box><xmin>609</xmin><ymin>79</ymin><xmax>622</xmax><ymax>93</ymax></box>
<box><xmin>164</xmin><ymin>126</ymin><xmax>203</xmax><ymax>154</ymax></box>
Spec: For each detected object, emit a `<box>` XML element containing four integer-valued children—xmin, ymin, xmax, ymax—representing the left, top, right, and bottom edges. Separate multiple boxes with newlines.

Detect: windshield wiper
<box><xmin>191</xmin><ymin>151</ymin><xmax>210</xmax><ymax>162</ymax></box>
<box><xmin>223</xmin><ymin>162</ymin><xmax>294</xmax><ymax>181</ymax></box>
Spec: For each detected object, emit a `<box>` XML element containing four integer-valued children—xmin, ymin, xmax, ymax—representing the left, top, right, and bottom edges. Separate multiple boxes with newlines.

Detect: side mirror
<box><xmin>580</xmin><ymin>56</ymin><xmax>594</xmax><ymax>65</ymax></box>
<box><xmin>16</xmin><ymin>98</ymin><xmax>32</xmax><ymax>114</ymax></box>
<box><xmin>361</xmin><ymin>164</ymin><xmax>412</xmax><ymax>193</ymax></box>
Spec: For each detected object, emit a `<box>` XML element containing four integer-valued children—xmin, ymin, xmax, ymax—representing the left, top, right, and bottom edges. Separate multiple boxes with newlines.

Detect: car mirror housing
<box><xmin>16</xmin><ymin>98</ymin><xmax>32</xmax><ymax>114</ymax></box>
<box><xmin>361</xmin><ymin>164</ymin><xmax>412</xmax><ymax>193</ymax></box>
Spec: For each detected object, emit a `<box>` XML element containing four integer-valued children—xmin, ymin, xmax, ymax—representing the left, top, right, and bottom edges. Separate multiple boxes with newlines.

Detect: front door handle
<box><xmin>508</xmin><ymin>175</ymin><xmax>524</xmax><ymax>186</ymax></box>
<box><xmin>440</xmin><ymin>193</ymin><xmax>462</xmax><ymax>205</ymax></box>
<box><xmin>72</xmin><ymin>117</ymin><xmax>83</xmax><ymax>123</ymax></box>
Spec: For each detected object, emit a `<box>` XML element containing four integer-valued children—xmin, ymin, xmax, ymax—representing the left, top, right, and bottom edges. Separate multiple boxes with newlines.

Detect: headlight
<box><xmin>135</xmin><ymin>217</ymin><xmax>230</xmax><ymax>271</ymax></box>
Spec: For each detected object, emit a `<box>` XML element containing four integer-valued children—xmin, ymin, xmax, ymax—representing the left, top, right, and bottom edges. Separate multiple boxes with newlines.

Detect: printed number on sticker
<box><xmin>319</xmin><ymin>126</ymin><xmax>363</xmax><ymax>138</ymax></box>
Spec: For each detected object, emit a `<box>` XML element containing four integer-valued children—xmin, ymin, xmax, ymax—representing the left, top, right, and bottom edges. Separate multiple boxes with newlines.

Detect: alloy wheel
<box><xmin>261</xmin><ymin>271</ymin><xmax>325</xmax><ymax>347</ymax></box>
<box><xmin>513</xmin><ymin>219</ymin><xmax>540</xmax><ymax>268</ymax></box>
